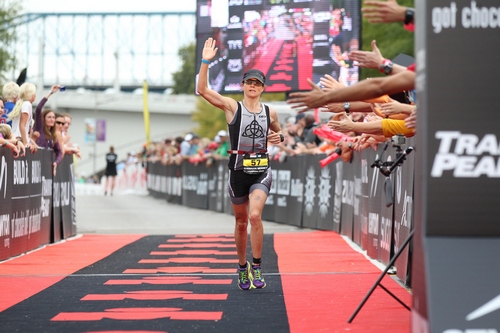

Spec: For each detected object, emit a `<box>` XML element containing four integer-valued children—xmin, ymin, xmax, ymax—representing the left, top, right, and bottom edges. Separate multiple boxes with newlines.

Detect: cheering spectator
<box><xmin>0</xmin><ymin>123</ymin><xmax>22</xmax><ymax>157</ymax></box>
<box><xmin>7</xmin><ymin>82</ymin><xmax>38</xmax><ymax>153</ymax></box>
<box><xmin>1</xmin><ymin>82</ymin><xmax>19</xmax><ymax>125</ymax></box>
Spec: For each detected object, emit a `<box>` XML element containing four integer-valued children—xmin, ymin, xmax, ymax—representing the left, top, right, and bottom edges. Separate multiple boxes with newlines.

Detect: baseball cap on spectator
<box><xmin>217</xmin><ymin>130</ymin><xmax>227</xmax><ymax>137</ymax></box>
<box><xmin>184</xmin><ymin>133</ymin><xmax>193</xmax><ymax>141</ymax></box>
<box><xmin>242</xmin><ymin>69</ymin><xmax>266</xmax><ymax>85</ymax></box>
<box><xmin>296</xmin><ymin>113</ymin><xmax>306</xmax><ymax>122</ymax></box>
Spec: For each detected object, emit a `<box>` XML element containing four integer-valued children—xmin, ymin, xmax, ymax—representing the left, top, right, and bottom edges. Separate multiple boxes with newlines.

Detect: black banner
<box><xmin>0</xmin><ymin>148</ymin><xmax>74</xmax><ymax>262</ymax></box>
<box><xmin>414</xmin><ymin>0</ymin><xmax>500</xmax><ymax>330</ymax></box>
<box><xmin>182</xmin><ymin>162</ymin><xmax>208</xmax><ymax>210</ymax></box>
<box><xmin>271</xmin><ymin>156</ymin><xmax>304</xmax><ymax>228</ymax></box>
<box><xmin>340</xmin><ymin>159</ymin><xmax>354</xmax><ymax>241</ymax></box>
<box><xmin>393</xmin><ymin>138</ymin><xmax>415</xmax><ymax>285</ymax></box>
<box><xmin>207</xmin><ymin>160</ymin><xmax>225</xmax><ymax>212</ymax></box>
<box><xmin>0</xmin><ymin>150</ymin><xmax>14</xmax><ymax>260</ymax></box>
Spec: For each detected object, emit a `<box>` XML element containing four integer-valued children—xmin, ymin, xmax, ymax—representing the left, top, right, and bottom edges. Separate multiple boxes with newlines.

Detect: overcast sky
<box><xmin>22</xmin><ymin>0</ymin><xmax>196</xmax><ymax>13</ymax></box>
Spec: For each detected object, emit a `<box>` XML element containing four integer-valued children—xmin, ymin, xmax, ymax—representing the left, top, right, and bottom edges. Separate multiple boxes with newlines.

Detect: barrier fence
<box><xmin>0</xmin><ymin>141</ymin><xmax>415</xmax><ymax>287</ymax></box>
<box><xmin>147</xmin><ymin>138</ymin><xmax>415</xmax><ymax>287</ymax></box>
<box><xmin>0</xmin><ymin>149</ymin><xmax>76</xmax><ymax>261</ymax></box>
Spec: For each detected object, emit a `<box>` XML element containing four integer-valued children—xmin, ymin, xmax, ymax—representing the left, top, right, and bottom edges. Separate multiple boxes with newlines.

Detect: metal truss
<box><xmin>15</xmin><ymin>12</ymin><xmax>196</xmax><ymax>91</ymax></box>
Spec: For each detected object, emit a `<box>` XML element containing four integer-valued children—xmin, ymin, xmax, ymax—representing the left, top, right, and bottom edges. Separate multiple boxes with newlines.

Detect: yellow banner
<box><xmin>142</xmin><ymin>80</ymin><xmax>150</xmax><ymax>145</ymax></box>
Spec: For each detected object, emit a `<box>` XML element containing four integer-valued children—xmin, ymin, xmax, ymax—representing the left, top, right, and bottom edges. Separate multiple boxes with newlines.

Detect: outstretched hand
<box><xmin>202</xmin><ymin>38</ymin><xmax>218</xmax><ymax>62</ymax></box>
<box><xmin>362</xmin><ymin>0</ymin><xmax>407</xmax><ymax>24</ymax></box>
<box><xmin>348</xmin><ymin>40</ymin><xmax>384</xmax><ymax>69</ymax></box>
<box><xmin>319</xmin><ymin>74</ymin><xmax>345</xmax><ymax>91</ymax></box>
<box><xmin>287</xmin><ymin>79</ymin><xmax>327</xmax><ymax>112</ymax></box>
<box><xmin>328</xmin><ymin>112</ymin><xmax>354</xmax><ymax>133</ymax></box>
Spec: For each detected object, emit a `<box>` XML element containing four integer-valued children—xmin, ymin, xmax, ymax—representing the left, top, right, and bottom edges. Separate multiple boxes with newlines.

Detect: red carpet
<box><xmin>0</xmin><ymin>232</ymin><xmax>410</xmax><ymax>332</ymax></box>
<box><xmin>0</xmin><ymin>234</ymin><xmax>144</xmax><ymax>312</ymax></box>
<box><xmin>275</xmin><ymin>231</ymin><xmax>411</xmax><ymax>332</ymax></box>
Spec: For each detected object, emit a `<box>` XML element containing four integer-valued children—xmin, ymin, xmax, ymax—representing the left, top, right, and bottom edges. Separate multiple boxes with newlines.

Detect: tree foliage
<box><xmin>0</xmin><ymin>2</ymin><xmax>21</xmax><ymax>82</ymax></box>
<box><xmin>171</xmin><ymin>42</ymin><xmax>196</xmax><ymax>94</ymax></box>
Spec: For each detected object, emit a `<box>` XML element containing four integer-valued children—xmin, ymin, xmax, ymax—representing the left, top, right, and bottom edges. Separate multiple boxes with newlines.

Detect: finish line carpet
<box><xmin>0</xmin><ymin>232</ymin><xmax>411</xmax><ymax>332</ymax></box>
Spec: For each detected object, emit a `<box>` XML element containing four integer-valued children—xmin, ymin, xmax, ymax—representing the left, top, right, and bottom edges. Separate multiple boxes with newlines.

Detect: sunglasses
<box><xmin>56</xmin><ymin>121</ymin><xmax>66</xmax><ymax>125</ymax></box>
<box><xmin>244</xmin><ymin>79</ymin><xmax>264</xmax><ymax>87</ymax></box>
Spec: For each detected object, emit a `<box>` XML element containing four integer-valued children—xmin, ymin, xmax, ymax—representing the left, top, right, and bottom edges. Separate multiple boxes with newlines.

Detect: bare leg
<box><xmin>110</xmin><ymin>176</ymin><xmax>116</xmax><ymax>195</ymax></box>
<box><xmin>232</xmin><ymin>202</ymin><xmax>249</xmax><ymax>266</ymax></box>
<box><xmin>248</xmin><ymin>189</ymin><xmax>267</xmax><ymax>260</ymax></box>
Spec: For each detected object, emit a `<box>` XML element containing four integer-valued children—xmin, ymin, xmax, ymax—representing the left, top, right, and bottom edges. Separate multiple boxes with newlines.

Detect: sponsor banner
<box><xmin>262</xmin><ymin>168</ymin><xmax>276</xmax><ymax>222</ymax></box>
<box><xmin>414</xmin><ymin>0</ymin><xmax>500</xmax><ymax>330</ymax></box>
<box><xmin>58</xmin><ymin>155</ymin><xmax>77</xmax><ymax>239</ymax></box>
<box><xmin>366</xmin><ymin>147</ymin><xmax>381</xmax><ymax>261</ymax></box>
<box><xmin>167</xmin><ymin>164</ymin><xmax>182</xmax><ymax>205</ymax></box>
<box><xmin>356</xmin><ymin>150</ymin><xmax>369</xmax><ymax>251</ymax></box>
<box><xmin>0</xmin><ymin>150</ymin><xmax>13</xmax><ymax>260</ymax></box>
<box><xmin>310</xmin><ymin>154</ymin><xmax>335</xmax><ymax>230</ymax></box>
<box><xmin>145</xmin><ymin>162</ymin><xmax>165</xmax><ymax>199</ymax></box>
<box><xmin>332</xmin><ymin>159</ymin><xmax>343</xmax><ymax>233</ymax></box>
<box><xmin>426</xmin><ymin>238</ymin><xmax>500</xmax><ymax>332</ymax></box>
<box><xmin>222</xmin><ymin>163</ymin><xmax>233</xmax><ymax>216</ymax></box>
<box><xmin>30</xmin><ymin>149</ymin><xmax>52</xmax><ymax>249</ymax></box>
<box><xmin>420</xmin><ymin>0</ymin><xmax>500</xmax><ymax>237</ymax></box>
<box><xmin>181</xmin><ymin>162</ymin><xmax>209</xmax><ymax>210</ymax></box>
<box><xmin>393</xmin><ymin>137</ymin><xmax>415</xmax><ymax>286</ymax></box>
<box><xmin>207</xmin><ymin>160</ymin><xmax>224</xmax><ymax>212</ymax></box>
<box><xmin>11</xmin><ymin>151</ymin><xmax>37</xmax><ymax>255</ymax></box>
<box><xmin>340</xmin><ymin>159</ymin><xmax>355</xmax><ymax>241</ymax></box>
<box><xmin>271</xmin><ymin>156</ymin><xmax>304</xmax><ymax>227</ymax></box>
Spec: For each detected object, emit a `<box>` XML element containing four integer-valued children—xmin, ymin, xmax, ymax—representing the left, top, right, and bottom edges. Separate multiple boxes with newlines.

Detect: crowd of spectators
<box><xmin>0</xmin><ymin>82</ymin><xmax>81</xmax><ymax>174</ymax></box>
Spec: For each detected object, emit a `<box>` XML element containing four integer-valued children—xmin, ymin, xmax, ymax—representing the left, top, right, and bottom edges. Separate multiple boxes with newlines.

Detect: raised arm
<box><xmin>197</xmin><ymin>38</ymin><xmax>237</xmax><ymax>118</ymax></box>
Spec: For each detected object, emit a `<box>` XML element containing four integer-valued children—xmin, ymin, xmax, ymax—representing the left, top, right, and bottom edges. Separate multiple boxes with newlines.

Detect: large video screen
<box><xmin>196</xmin><ymin>0</ymin><xmax>360</xmax><ymax>94</ymax></box>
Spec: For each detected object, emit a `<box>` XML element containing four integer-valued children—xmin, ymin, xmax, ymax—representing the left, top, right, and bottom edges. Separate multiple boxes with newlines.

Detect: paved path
<box><xmin>76</xmin><ymin>191</ymin><xmax>310</xmax><ymax>235</ymax></box>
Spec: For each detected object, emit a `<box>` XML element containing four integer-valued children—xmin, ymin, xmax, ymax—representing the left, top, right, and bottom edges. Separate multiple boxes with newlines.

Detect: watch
<box><xmin>404</xmin><ymin>8</ymin><xmax>415</xmax><ymax>25</ymax></box>
<box><xmin>347</xmin><ymin>142</ymin><xmax>353</xmax><ymax>150</ymax></box>
<box><xmin>379</xmin><ymin>59</ymin><xmax>393</xmax><ymax>75</ymax></box>
<box><xmin>343</xmin><ymin>102</ymin><xmax>350</xmax><ymax>113</ymax></box>
<box><xmin>279</xmin><ymin>133</ymin><xmax>285</xmax><ymax>142</ymax></box>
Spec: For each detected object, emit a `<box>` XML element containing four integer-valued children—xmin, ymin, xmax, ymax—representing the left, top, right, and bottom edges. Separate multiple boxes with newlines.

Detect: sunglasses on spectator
<box><xmin>244</xmin><ymin>79</ymin><xmax>263</xmax><ymax>87</ymax></box>
<box><xmin>56</xmin><ymin>121</ymin><xmax>66</xmax><ymax>125</ymax></box>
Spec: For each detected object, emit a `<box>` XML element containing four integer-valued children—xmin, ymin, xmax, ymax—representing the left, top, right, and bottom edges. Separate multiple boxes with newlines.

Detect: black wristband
<box><xmin>279</xmin><ymin>134</ymin><xmax>285</xmax><ymax>142</ymax></box>
<box><xmin>404</xmin><ymin>8</ymin><xmax>414</xmax><ymax>25</ymax></box>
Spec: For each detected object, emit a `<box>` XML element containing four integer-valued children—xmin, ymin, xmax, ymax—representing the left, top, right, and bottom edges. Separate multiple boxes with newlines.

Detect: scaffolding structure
<box><xmin>13</xmin><ymin>12</ymin><xmax>196</xmax><ymax>91</ymax></box>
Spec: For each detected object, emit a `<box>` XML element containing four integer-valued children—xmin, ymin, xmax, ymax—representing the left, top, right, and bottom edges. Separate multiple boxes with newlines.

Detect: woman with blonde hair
<box><xmin>0</xmin><ymin>124</ymin><xmax>21</xmax><ymax>157</ymax></box>
<box><xmin>7</xmin><ymin>82</ymin><xmax>38</xmax><ymax>153</ymax></box>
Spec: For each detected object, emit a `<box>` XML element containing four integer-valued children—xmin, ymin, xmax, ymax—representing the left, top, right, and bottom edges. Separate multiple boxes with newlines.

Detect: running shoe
<box><xmin>238</xmin><ymin>262</ymin><xmax>253</xmax><ymax>290</ymax></box>
<box><xmin>251</xmin><ymin>265</ymin><xmax>266</xmax><ymax>289</ymax></box>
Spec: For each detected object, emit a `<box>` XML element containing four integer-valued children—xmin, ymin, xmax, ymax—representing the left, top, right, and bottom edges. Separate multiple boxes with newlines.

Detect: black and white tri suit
<box><xmin>227</xmin><ymin>101</ymin><xmax>272</xmax><ymax>204</ymax></box>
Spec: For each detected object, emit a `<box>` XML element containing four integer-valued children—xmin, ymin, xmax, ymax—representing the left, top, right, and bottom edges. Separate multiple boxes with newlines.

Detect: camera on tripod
<box><xmin>371</xmin><ymin>134</ymin><xmax>414</xmax><ymax>177</ymax></box>
<box><xmin>391</xmin><ymin>134</ymin><xmax>406</xmax><ymax>148</ymax></box>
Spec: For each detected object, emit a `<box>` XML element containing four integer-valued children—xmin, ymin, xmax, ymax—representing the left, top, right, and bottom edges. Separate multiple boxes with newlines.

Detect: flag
<box><xmin>142</xmin><ymin>80</ymin><xmax>150</xmax><ymax>145</ymax></box>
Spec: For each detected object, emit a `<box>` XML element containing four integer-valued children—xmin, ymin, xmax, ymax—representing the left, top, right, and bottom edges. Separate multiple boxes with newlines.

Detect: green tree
<box><xmin>0</xmin><ymin>2</ymin><xmax>22</xmax><ymax>81</ymax></box>
<box><xmin>171</xmin><ymin>42</ymin><xmax>196</xmax><ymax>94</ymax></box>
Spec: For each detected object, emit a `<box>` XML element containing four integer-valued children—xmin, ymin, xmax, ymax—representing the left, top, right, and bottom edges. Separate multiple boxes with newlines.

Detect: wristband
<box><xmin>279</xmin><ymin>134</ymin><xmax>284</xmax><ymax>142</ymax></box>
<box><xmin>201</xmin><ymin>59</ymin><xmax>210</xmax><ymax>65</ymax></box>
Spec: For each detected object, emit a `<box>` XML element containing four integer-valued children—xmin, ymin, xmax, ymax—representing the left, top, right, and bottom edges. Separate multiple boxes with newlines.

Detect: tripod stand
<box><xmin>348</xmin><ymin>229</ymin><xmax>413</xmax><ymax>323</ymax></box>
<box><xmin>348</xmin><ymin>141</ymin><xmax>415</xmax><ymax>323</ymax></box>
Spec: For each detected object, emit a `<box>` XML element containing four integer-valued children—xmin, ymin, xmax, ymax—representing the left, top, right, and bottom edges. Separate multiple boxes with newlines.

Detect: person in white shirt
<box><xmin>7</xmin><ymin>82</ymin><xmax>38</xmax><ymax>153</ymax></box>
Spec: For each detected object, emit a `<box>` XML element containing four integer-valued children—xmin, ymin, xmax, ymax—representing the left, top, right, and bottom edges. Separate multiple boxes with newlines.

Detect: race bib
<box><xmin>242</xmin><ymin>153</ymin><xmax>269</xmax><ymax>174</ymax></box>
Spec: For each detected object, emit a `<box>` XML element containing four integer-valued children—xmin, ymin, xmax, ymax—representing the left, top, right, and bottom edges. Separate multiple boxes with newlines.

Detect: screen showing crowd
<box><xmin>196</xmin><ymin>0</ymin><xmax>360</xmax><ymax>93</ymax></box>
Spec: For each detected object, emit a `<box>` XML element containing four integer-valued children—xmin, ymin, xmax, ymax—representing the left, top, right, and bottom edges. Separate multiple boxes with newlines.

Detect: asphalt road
<box><xmin>76</xmin><ymin>191</ymin><xmax>309</xmax><ymax>235</ymax></box>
